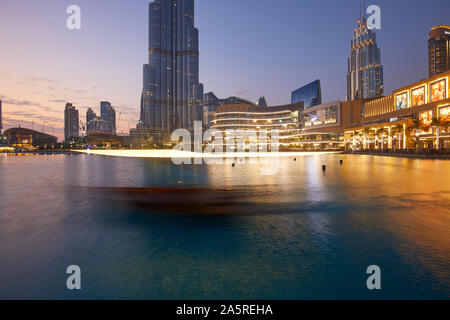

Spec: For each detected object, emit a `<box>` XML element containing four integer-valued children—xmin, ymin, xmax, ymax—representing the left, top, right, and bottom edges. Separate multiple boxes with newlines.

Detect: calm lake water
<box><xmin>0</xmin><ymin>153</ymin><xmax>449</xmax><ymax>299</ymax></box>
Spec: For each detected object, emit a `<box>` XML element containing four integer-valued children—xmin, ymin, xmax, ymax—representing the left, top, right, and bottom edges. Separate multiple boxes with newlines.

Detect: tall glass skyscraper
<box><xmin>141</xmin><ymin>0</ymin><xmax>204</xmax><ymax>137</ymax></box>
<box><xmin>347</xmin><ymin>17</ymin><xmax>383</xmax><ymax>101</ymax></box>
<box><xmin>291</xmin><ymin>80</ymin><xmax>322</xmax><ymax>108</ymax></box>
<box><xmin>428</xmin><ymin>25</ymin><xmax>450</xmax><ymax>77</ymax></box>
<box><xmin>100</xmin><ymin>101</ymin><xmax>116</xmax><ymax>133</ymax></box>
<box><xmin>64</xmin><ymin>103</ymin><xmax>79</xmax><ymax>141</ymax></box>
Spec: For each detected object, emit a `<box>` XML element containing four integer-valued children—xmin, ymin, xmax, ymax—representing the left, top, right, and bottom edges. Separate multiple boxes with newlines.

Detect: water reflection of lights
<box><xmin>74</xmin><ymin>149</ymin><xmax>340</xmax><ymax>158</ymax></box>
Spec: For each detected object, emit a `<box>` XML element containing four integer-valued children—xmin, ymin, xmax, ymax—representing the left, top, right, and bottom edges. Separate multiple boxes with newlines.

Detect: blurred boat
<box><xmin>90</xmin><ymin>187</ymin><xmax>251</xmax><ymax>216</ymax></box>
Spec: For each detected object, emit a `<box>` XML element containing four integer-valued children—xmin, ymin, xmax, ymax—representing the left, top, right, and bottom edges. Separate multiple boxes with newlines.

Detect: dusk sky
<box><xmin>0</xmin><ymin>0</ymin><xmax>449</xmax><ymax>141</ymax></box>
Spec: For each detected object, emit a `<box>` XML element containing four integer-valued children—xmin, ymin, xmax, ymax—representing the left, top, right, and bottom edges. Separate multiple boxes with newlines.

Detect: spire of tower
<box><xmin>359</xmin><ymin>0</ymin><xmax>361</xmax><ymax>19</ymax></box>
<box><xmin>363</xmin><ymin>0</ymin><xmax>366</xmax><ymax>18</ymax></box>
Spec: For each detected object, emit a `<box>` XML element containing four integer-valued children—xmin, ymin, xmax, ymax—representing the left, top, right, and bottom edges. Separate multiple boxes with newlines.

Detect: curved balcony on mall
<box><xmin>211</xmin><ymin>103</ymin><xmax>303</xmax><ymax>132</ymax></box>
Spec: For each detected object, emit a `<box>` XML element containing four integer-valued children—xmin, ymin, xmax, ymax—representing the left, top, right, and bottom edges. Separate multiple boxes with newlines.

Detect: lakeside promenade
<box><xmin>0</xmin><ymin>150</ymin><xmax>80</xmax><ymax>156</ymax></box>
<box><xmin>2</xmin><ymin>149</ymin><xmax>450</xmax><ymax>160</ymax></box>
<box><xmin>346</xmin><ymin>150</ymin><xmax>450</xmax><ymax>160</ymax></box>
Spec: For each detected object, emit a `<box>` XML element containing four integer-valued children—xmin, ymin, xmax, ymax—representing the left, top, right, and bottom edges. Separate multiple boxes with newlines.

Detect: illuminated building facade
<box><xmin>302</xmin><ymin>101</ymin><xmax>340</xmax><ymax>129</ymax></box>
<box><xmin>429</xmin><ymin>25</ymin><xmax>450</xmax><ymax>77</ymax></box>
<box><xmin>210</xmin><ymin>103</ymin><xmax>303</xmax><ymax>150</ymax></box>
<box><xmin>85</xmin><ymin>132</ymin><xmax>123</xmax><ymax>148</ymax></box>
<box><xmin>211</xmin><ymin>103</ymin><xmax>302</xmax><ymax>132</ymax></box>
<box><xmin>4</xmin><ymin>127</ymin><xmax>57</xmax><ymax>148</ymax></box>
<box><xmin>300</xmin><ymin>99</ymin><xmax>367</xmax><ymax>150</ymax></box>
<box><xmin>347</xmin><ymin>17</ymin><xmax>383</xmax><ymax>101</ymax></box>
<box><xmin>140</xmin><ymin>0</ymin><xmax>204</xmax><ymax>138</ymax></box>
<box><xmin>345</xmin><ymin>70</ymin><xmax>450</xmax><ymax>150</ymax></box>
<box><xmin>209</xmin><ymin>99</ymin><xmax>372</xmax><ymax>151</ymax></box>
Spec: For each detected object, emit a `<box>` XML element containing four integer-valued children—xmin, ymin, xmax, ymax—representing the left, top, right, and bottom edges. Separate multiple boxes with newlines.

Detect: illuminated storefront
<box><xmin>419</xmin><ymin>110</ymin><xmax>433</xmax><ymax>134</ymax></box>
<box><xmin>210</xmin><ymin>102</ymin><xmax>345</xmax><ymax>150</ymax></box>
<box><xmin>303</xmin><ymin>106</ymin><xmax>338</xmax><ymax>128</ymax></box>
<box><xmin>439</xmin><ymin>105</ymin><xmax>450</xmax><ymax>121</ymax></box>
<box><xmin>345</xmin><ymin>70</ymin><xmax>450</xmax><ymax>151</ymax></box>
<box><xmin>300</xmin><ymin>100</ymin><xmax>366</xmax><ymax>150</ymax></box>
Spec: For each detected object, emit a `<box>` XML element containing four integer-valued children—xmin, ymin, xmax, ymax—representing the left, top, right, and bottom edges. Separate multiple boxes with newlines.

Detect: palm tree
<box><xmin>431</xmin><ymin>117</ymin><xmax>442</xmax><ymax>150</ymax></box>
<box><xmin>407</xmin><ymin>119</ymin><xmax>421</xmax><ymax>150</ymax></box>
<box><xmin>387</xmin><ymin>126</ymin><xmax>399</xmax><ymax>150</ymax></box>
<box><xmin>378</xmin><ymin>128</ymin><xmax>386</xmax><ymax>150</ymax></box>
<box><xmin>393</xmin><ymin>124</ymin><xmax>403</xmax><ymax>150</ymax></box>
<box><xmin>442</xmin><ymin>119</ymin><xmax>450</xmax><ymax>134</ymax></box>
<box><xmin>406</xmin><ymin>123</ymin><xmax>415</xmax><ymax>135</ymax></box>
<box><xmin>363</xmin><ymin>127</ymin><xmax>370</xmax><ymax>150</ymax></box>
<box><xmin>412</xmin><ymin>119</ymin><xmax>421</xmax><ymax>130</ymax></box>
<box><xmin>398</xmin><ymin>124</ymin><xmax>404</xmax><ymax>149</ymax></box>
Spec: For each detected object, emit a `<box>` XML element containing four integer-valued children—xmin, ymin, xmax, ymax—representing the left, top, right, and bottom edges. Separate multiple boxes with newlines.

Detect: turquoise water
<box><xmin>0</xmin><ymin>153</ymin><xmax>449</xmax><ymax>299</ymax></box>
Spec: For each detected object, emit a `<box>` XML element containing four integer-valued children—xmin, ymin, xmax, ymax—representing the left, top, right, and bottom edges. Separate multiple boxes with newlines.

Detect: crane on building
<box><xmin>116</xmin><ymin>112</ymin><xmax>122</xmax><ymax>135</ymax></box>
<box><xmin>80</xmin><ymin>119</ymin><xmax>86</xmax><ymax>137</ymax></box>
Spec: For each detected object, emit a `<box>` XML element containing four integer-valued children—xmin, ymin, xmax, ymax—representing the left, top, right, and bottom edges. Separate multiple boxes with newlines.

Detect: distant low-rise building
<box><xmin>85</xmin><ymin>131</ymin><xmax>123</xmax><ymax>148</ymax></box>
<box><xmin>4</xmin><ymin>127</ymin><xmax>57</xmax><ymax>148</ymax></box>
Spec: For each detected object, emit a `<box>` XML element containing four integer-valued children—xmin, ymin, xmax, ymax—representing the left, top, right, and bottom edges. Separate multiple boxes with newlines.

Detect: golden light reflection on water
<box><xmin>204</xmin><ymin>154</ymin><xmax>450</xmax><ymax>289</ymax></box>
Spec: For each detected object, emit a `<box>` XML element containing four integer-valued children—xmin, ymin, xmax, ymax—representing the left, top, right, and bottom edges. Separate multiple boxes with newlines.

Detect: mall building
<box><xmin>210</xmin><ymin>103</ymin><xmax>303</xmax><ymax>150</ymax></box>
<box><xmin>207</xmin><ymin>70</ymin><xmax>449</xmax><ymax>152</ymax></box>
<box><xmin>298</xmin><ymin>99</ymin><xmax>368</xmax><ymax>150</ymax></box>
<box><xmin>209</xmin><ymin>100</ymin><xmax>367</xmax><ymax>151</ymax></box>
<box><xmin>208</xmin><ymin>79</ymin><xmax>346</xmax><ymax>150</ymax></box>
<box><xmin>344</xmin><ymin>70</ymin><xmax>450</xmax><ymax>150</ymax></box>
